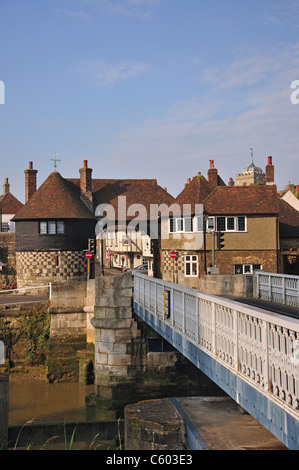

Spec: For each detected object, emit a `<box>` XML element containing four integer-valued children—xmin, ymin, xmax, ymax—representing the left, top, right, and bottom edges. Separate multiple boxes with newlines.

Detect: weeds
<box><xmin>19</xmin><ymin>304</ymin><xmax>50</xmax><ymax>365</ymax></box>
<box><xmin>63</xmin><ymin>425</ymin><xmax>76</xmax><ymax>450</ymax></box>
<box><xmin>6</xmin><ymin>419</ymin><xmax>124</xmax><ymax>450</ymax></box>
<box><xmin>13</xmin><ymin>418</ymin><xmax>35</xmax><ymax>450</ymax></box>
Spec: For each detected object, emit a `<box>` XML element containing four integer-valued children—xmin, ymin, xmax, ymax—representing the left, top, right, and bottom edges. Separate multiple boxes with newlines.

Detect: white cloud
<box><xmin>64</xmin><ymin>9</ymin><xmax>91</xmax><ymax>19</ymax></box>
<box><xmin>201</xmin><ymin>43</ymin><xmax>299</xmax><ymax>91</ymax></box>
<box><xmin>262</xmin><ymin>0</ymin><xmax>299</xmax><ymax>28</ymax></box>
<box><xmin>79</xmin><ymin>0</ymin><xmax>163</xmax><ymax>18</ymax></box>
<box><xmin>79</xmin><ymin>59</ymin><xmax>150</xmax><ymax>86</ymax></box>
<box><xmin>102</xmin><ymin>43</ymin><xmax>299</xmax><ymax>195</ymax></box>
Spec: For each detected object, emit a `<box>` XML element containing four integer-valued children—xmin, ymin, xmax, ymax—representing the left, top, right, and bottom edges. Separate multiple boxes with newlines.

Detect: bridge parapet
<box><xmin>255</xmin><ymin>271</ymin><xmax>299</xmax><ymax>307</ymax></box>
<box><xmin>133</xmin><ymin>273</ymin><xmax>299</xmax><ymax>449</ymax></box>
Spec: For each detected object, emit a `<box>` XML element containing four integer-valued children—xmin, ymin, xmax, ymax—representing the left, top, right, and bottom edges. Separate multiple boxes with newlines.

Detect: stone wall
<box><xmin>0</xmin><ymin>233</ymin><xmax>16</xmax><ymax>287</ymax></box>
<box><xmin>0</xmin><ymin>372</ymin><xmax>9</xmax><ymax>447</ymax></box>
<box><xmin>47</xmin><ymin>281</ymin><xmax>91</xmax><ymax>382</ymax></box>
<box><xmin>198</xmin><ymin>273</ymin><xmax>254</xmax><ymax>297</ymax></box>
<box><xmin>91</xmin><ymin>273</ymin><xmax>143</xmax><ymax>411</ymax></box>
<box><xmin>125</xmin><ymin>398</ymin><xmax>187</xmax><ymax>450</ymax></box>
<box><xmin>16</xmin><ymin>250</ymin><xmax>87</xmax><ymax>289</ymax></box>
<box><xmin>91</xmin><ymin>273</ymin><xmax>225</xmax><ymax>417</ymax></box>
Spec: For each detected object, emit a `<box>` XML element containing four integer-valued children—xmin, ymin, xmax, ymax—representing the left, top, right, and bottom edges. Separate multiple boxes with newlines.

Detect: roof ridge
<box><xmin>13</xmin><ymin>171</ymin><xmax>95</xmax><ymax>221</ymax></box>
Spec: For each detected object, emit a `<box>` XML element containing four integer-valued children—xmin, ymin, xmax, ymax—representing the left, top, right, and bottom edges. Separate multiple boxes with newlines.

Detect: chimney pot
<box><xmin>208</xmin><ymin>160</ymin><xmax>218</xmax><ymax>187</ymax></box>
<box><xmin>265</xmin><ymin>156</ymin><xmax>274</xmax><ymax>184</ymax></box>
<box><xmin>228</xmin><ymin>177</ymin><xmax>235</xmax><ymax>187</ymax></box>
<box><xmin>3</xmin><ymin>178</ymin><xmax>10</xmax><ymax>195</ymax></box>
<box><xmin>79</xmin><ymin>162</ymin><xmax>93</xmax><ymax>208</ymax></box>
<box><xmin>25</xmin><ymin>162</ymin><xmax>37</xmax><ymax>202</ymax></box>
<box><xmin>187</xmin><ymin>178</ymin><xmax>191</xmax><ymax>184</ymax></box>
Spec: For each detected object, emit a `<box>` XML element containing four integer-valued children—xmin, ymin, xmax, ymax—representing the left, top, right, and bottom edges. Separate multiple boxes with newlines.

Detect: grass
<box><xmin>2</xmin><ymin>418</ymin><xmax>124</xmax><ymax>451</ymax></box>
<box><xmin>63</xmin><ymin>425</ymin><xmax>76</xmax><ymax>450</ymax></box>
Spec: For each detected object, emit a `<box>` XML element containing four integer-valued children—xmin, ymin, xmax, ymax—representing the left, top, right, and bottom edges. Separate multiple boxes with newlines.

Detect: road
<box><xmin>0</xmin><ymin>294</ymin><xmax>49</xmax><ymax>307</ymax></box>
<box><xmin>232</xmin><ymin>297</ymin><xmax>299</xmax><ymax>319</ymax></box>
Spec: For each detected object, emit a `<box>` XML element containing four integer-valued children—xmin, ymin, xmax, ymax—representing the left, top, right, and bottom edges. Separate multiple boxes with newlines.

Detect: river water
<box><xmin>9</xmin><ymin>380</ymin><xmax>95</xmax><ymax>426</ymax></box>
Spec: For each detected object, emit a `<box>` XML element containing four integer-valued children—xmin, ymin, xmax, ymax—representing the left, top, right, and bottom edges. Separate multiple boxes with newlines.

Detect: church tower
<box><xmin>236</xmin><ymin>149</ymin><xmax>265</xmax><ymax>186</ymax></box>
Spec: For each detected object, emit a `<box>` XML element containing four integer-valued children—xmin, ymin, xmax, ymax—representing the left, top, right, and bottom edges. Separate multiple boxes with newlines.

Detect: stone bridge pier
<box><xmin>91</xmin><ymin>273</ymin><xmax>143</xmax><ymax>413</ymax></box>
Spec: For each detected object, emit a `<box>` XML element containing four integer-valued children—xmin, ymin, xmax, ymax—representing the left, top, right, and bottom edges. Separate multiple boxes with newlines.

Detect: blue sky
<box><xmin>1</xmin><ymin>0</ymin><xmax>299</xmax><ymax>203</ymax></box>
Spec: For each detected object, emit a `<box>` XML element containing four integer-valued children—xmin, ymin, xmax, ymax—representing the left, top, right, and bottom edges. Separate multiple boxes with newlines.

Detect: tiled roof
<box><xmin>13</xmin><ymin>172</ymin><xmax>175</xmax><ymax>222</ymax></box>
<box><xmin>12</xmin><ymin>172</ymin><xmax>95</xmax><ymax>220</ymax></box>
<box><xmin>278</xmin><ymin>197</ymin><xmax>299</xmax><ymax>238</ymax></box>
<box><xmin>175</xmin><ymin>174</ymin><xmax>214</xmax><ymax>211</ymax></box>
<box><xmin>0</xmin><ymin>192</ymin><xmax>23</xmax><ymax>215</ymax></box>
<box><xmin>203</xmin><ymin>185</ymin><xmax>280</xmax><ymax>215</ymax></box>
<box><xmin>67</xmin><ymin>178</ymin><xmax>175</xmax><ymax>220</ymax></box>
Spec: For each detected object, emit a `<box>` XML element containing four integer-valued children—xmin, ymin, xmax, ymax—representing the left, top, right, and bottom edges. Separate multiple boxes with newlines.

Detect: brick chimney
<box><xmin>25</xmin><ymin>162</ymin><xmax>37</xmax><ymax>202</ymax></box>
<box><xmin>3</xmin><ymin>178</ymin><xmax>10</xmax><ymax>195</ymax></box>
<box><xmin>228</xmin><ymin>177</ymin><xmax>235</xmax><ymax>187</ymax></box>
<box><xmin>79</xmin><ymin>160</ymin><xmax>93</xmax><ymax>208</ymax></box>
<box><xmin>208</xmin><ymin>160</ymin><xmax>218</xmax><ymax>187</ymax></box>
<box><xmin>184</xmin><ymin>178</ymin><xmax>191</xmax><ymax>188</ymax></box>
<box><xmin>265</xmin><ymin>156</ymin><xmax>274</xmax><ymax>184</ymax></box>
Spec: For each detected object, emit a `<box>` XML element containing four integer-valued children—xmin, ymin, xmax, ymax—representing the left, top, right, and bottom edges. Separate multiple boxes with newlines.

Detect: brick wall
<box><xmin>214</xmin><ymin>249</ymin><xmax>278</xmax><ymax>274</ymax></box>
<box><xmin>162</xmin><ymin>248</ymin><xmax>278</xmax><ymax>291</ymax></box>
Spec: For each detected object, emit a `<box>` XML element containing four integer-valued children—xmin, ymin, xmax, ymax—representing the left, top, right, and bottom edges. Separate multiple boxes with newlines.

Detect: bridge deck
<box><xmin>171</xmin><ymin>396</ymin><xmax>288</xmax><ymax>450</ymax></box>
<box><xmin>133</xmin><ymin>273</ymin><xmax>299</xmax><ymax>450</ymax></box>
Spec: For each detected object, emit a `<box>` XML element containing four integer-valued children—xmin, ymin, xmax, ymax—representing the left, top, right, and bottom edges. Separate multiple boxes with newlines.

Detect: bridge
<box><xmin>133</xmin><ymin>272</ymin><xmax>299</xmax><ymax>450</ymax></box>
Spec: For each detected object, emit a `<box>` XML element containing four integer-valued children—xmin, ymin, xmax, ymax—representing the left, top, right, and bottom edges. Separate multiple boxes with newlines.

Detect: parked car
<box><xmin>127</xmin><ymin>264</ymin><xmax>148</xmax><ymax>275</ymax></box>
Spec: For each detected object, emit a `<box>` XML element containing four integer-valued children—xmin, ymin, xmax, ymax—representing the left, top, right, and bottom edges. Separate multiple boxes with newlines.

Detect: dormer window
<box><xmin>39</xmin><ymin>221</ymin><xmax>65</xmax><ymax>235</ymax></box>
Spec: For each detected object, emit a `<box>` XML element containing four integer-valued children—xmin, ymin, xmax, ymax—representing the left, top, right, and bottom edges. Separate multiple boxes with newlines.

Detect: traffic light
<box><xmin>217</xmin><ymin>232</ymin><xmax>225</xmax><ymax>250</ymax></box>
<box><xmin>88</xmin><ymin>238</ymin><xmax>96</xmax><ymax>254</ymax></box>
<box><xmin>163</xmin><ymin>290</ymin><xmax>171</xmax><ymax>319</ymax></box>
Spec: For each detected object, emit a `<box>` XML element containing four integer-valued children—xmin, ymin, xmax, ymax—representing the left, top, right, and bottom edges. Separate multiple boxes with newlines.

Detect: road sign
<box><xmin>170</xmin><ymin>251</ymin><xmax>177</xmax><ymax>259</ymax></box>
<box><xmin>85</xmin><ymin>251</ymin><xmax>93</xmax><ymax>259</ymax></box>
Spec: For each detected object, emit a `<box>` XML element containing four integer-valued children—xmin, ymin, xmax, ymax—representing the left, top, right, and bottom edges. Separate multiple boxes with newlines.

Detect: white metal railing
<box><xmin>256</xmin><ymin>271</ymin><xmax>299</xmax><ymax>307</ymax></box>
<box><xmin>134</xmin><ymin>273</ymin><xmax>299</xmax><ymax>416</ymax></box>
<box><xmin>0</xmin><ymin>283</ymin><xmax>52</xmax><ymax>300</ymax></box>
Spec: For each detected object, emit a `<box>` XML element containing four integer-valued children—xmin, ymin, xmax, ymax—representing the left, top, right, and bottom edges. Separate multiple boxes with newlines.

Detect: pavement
<box><xmin>171</xmin><ymin>396</ymin><xmax>288</xmax><ymax>450</ymax></box>
<box><xmin>230</xmin><ymin>296</ymin><xmax>299</xmax><ymax>319</ymax></box>
<box><xmin>0</xmin><ymin>293</ymin><xmax>49</xmax><ymax>307</ymax></box>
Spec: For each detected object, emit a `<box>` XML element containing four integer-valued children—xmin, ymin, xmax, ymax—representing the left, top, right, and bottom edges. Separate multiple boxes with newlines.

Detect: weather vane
<box><xmin>51</xmin><ymin>152</ymin><xmax>61</xmax><ymax>170</ymax></box>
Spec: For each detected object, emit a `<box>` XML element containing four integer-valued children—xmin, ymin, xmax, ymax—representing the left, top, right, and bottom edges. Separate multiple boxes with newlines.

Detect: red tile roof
<box><xmin>12</xmin><ymin>172</ymin><xmax>95</xmax><ymax>220</ymax></box>
<box><xmin>278</xmin><ymin>197</ymin><xmax>299</xmax><ymax>238</ymax></box>
<box><xmin>13</xmin><ymin>172</ymin><xmax>175</xmax><ymax>222</ymax></box>
<box><xmin>175</xmin><ymin>174</ymin><xmax>214</xmax><ymax>211</ymax></box>
<box><xmin>67</xmin><ymin>178</ymin><xmax>175</xmax><ymax>220</ymax></box>
<box><xmin>203</xmin><ymin>185</ymin><xmax>280</xmax><ymax>215</ymax></box>
<box><xmin>0</xmin><ymin>192</ymin><xmax>23</xmax><ymax>215</ymax></box>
